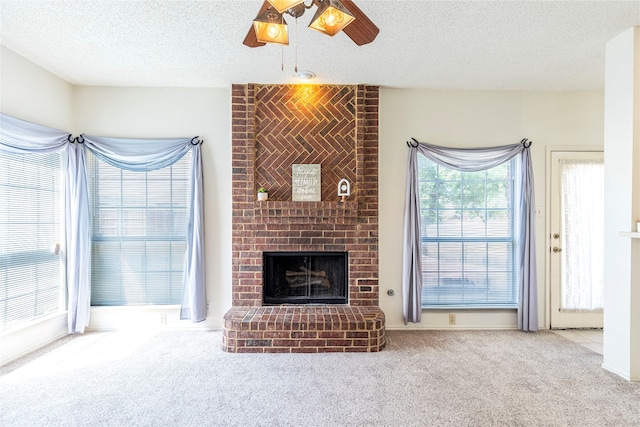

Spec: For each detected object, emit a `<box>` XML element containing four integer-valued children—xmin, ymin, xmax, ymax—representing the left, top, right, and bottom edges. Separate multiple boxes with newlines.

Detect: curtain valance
<box><xmin>0</xmin><ymin>113</ymin><xmax>70</xmax><ymax>154</ymax></box>
<box><xmin>82</xmin><ymin>135</ymin><xmax>197</xmax><ymax>172</ymax></box>
<box><xmin>414</xmin><ymin>140</ymin><xmax>526</xmax><ymax>172</ymax></box>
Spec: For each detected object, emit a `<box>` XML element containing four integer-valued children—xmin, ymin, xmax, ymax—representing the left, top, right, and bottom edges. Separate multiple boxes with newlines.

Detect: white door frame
<box><xmin>544</xmin><ymin>146</ymin><xmax>604</xmax><ymax>330</ymax></box>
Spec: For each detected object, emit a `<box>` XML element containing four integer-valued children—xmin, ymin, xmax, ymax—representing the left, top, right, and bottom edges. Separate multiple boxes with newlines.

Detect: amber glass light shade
<box><xmin>267</xmin><ymin>0</ymin><xmax>304</xmax><ymax>13</ymax></box>
<box><xmin>308</xmin><ymin>0</ymin><xmax>355</xmax><ymax>36</ymax></box>
<box><xmin>253</xmin><ymin>8</ymin><xmax>289</xmax><ymax>45</ymax></box>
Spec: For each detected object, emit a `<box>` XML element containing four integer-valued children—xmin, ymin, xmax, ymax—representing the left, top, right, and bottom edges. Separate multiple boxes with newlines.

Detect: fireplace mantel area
<box><xmin>223</xmin><ymin>84</ymin><xmax>385</xmax><ymax>353</ymax></box>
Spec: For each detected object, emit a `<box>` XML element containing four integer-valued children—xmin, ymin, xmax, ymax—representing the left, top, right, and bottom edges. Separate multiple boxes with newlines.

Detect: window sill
<box><xmin>422</xmin><ymin>305</ymin><xmax>518</xmax><ymax>310</ymax></box>
<box><xmin>0</xmin><ymin>310</ymin><xmax>67</xmax><ymax>338</ymax></box>
<box><xmin>0</xmin><ymin>311</ymin><xmax>68</xmax><ymax>366</ymax></box>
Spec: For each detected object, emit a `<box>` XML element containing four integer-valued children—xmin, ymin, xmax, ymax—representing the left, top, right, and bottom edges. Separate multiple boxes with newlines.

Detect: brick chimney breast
<box><xmin>224</xmin><ymin>84</ymin><xmax>384</xmax><ymax>353</ymax></box>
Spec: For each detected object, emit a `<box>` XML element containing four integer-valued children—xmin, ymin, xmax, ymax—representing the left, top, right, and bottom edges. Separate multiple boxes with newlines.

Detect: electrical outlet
<box><xmin>448</xmin><ymin>314</ymin><xmax>456</xmax><ymax>325</ymax></box>
<box><xmin>159</xmin><ymin>314</ymin><xmax>167</xmax><ymax>325</ymax></box>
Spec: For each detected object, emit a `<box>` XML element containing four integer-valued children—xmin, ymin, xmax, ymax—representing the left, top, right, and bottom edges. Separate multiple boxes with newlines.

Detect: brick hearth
<box><xmin>223</xmin><ymin>84</ymin><xmax>384</xmax><ymax>353</ymax></box>
<box><xmin>223</xmin><ymin>306</ymin><xmax>384</xmax><ymax>353</ymax></box>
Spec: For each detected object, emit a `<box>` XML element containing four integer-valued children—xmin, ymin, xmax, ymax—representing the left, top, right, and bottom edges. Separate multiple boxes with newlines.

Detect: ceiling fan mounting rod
<box><xmin>284</xmin><ymin>1</ymin><xmax>317</xmax><ymax>19</ymax></box>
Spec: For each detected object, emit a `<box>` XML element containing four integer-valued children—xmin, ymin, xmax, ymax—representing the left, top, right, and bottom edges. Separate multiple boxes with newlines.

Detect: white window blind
<box><xmin>418</xmin><ymin>156</ymin><xmax>518</xmax><ymax>308</ymax></box>
<box><xmin>0</xmin><ymin>151</ymin><xmax>63</xmax><ymax>331</ymax></box>
<box><xmin>88</xmin><ymin>151</ymin><xmax>191</xmax><ymax>306</ymax></box>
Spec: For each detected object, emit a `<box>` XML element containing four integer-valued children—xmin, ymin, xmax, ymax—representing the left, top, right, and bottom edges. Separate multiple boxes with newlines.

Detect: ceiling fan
<box><xmin>243</xmin><ymin>0</ymin><xmax>379</xmax><ymax>48</ymax></box>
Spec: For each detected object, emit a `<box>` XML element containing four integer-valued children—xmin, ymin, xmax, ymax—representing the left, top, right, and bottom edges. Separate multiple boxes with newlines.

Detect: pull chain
<box><xmin>295</xmin><ymin>17</ymin><xmax>299</xmax><ymax>73</ymax></box>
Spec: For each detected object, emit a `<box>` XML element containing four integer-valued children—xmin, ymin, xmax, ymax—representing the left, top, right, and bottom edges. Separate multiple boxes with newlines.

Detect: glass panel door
<box><xmin>550</xmin><ymin>151</ymin><xmax>604</xmax><ymax>328</ymax></box>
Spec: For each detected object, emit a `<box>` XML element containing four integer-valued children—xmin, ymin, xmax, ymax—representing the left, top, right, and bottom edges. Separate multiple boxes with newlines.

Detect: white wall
<box><xmin>0</xmin><ymin>46</ymin><xmax>74</xmax><ymax>130</ymax></box>
<box><xmin>0</xmin><ymin>46</ymin><xmax>74</xmax><ymax>365</ymax></box>
<box><xmin>74</xmin><ymin>86</ymin><xmax>232</xmax><ymax>331</ymax></box>
<box><xmin>602</xmin><ymin>27</ymin><xmax>640</xmax><ymax>381</ymax></box>
<box><xmin>379</xmin><ymin>88</ymin><xmax>604</xmax><ymax>329</ymax></box>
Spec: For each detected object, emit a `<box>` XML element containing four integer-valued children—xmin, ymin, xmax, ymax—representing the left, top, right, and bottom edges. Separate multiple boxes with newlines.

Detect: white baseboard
<box><xmin>602</xmin><ymin>363</ymin><xmax>640</xmax><ymax>382</ymax></box>
<box><xmin>88</xmin><ymin>306</ymin><xmax>222</xmax><ymax>331</ymax></box>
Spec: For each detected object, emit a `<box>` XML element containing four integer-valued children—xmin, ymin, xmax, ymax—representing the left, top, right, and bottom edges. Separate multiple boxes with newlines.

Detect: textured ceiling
<box><xmin>1</xmin><ymin>1</ymin><xmax>640</xmax><ymax>90</ymax></box>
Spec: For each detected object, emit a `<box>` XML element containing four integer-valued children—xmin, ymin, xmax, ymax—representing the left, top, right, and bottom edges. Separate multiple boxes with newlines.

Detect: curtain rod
<box><xmin>406</xmin><ymin>137</ymin><xmax>532</xmax><ymax>148</ymax></box>
<box><xmin>67</xmin><ymin>135</ymin><xmax>203</xmax><ymax>145</ymax></box>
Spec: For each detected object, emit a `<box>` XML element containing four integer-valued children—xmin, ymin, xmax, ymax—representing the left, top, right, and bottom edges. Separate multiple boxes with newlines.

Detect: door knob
<box><xmin>552</xmin><ymin>247</ymin><xmax>562</xmax><ymax>253</ymax></box>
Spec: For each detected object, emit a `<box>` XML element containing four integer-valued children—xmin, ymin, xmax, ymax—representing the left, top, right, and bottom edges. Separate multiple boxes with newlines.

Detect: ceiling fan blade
<box><xmin>243</xmin><ymin>0</ymin><xmax>271</xmax><ymax>48</ymax></box>
<box><xmin>340</xmin><ymin>0</ymin><xmax>380</xmax><ymax>46</ymax></box>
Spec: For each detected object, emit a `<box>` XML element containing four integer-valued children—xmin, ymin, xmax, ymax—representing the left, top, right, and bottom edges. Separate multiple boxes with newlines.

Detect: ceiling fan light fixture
<box><xmin>244</xmin><ymin>0</ymin><xmax>379</xmax><ymax>49</ymax></box>
<box><xmin>308</xmin><ymin>0</ymin><xmax>355</xmax><ymax>37</ymax></box>
<box><xmin>295</xmin><ymin>70</ymin><xmax>316</xmax><ymax>81</ymax></box>
<box><xmin>266</xmin><ymin>0</ymin><xmax>305</xmax><ymax>13</ymax></box>
<box><xmin>253</xmin><ymin>8</ymin><xmax>289</xmax><ymax>45</ymax></box>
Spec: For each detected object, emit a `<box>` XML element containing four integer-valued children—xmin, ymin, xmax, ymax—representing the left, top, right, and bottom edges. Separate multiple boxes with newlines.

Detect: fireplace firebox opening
<box><xmin>263</xmin><ymin>252</ymin><xmax>348</xmax><ymax>305</ymax></box>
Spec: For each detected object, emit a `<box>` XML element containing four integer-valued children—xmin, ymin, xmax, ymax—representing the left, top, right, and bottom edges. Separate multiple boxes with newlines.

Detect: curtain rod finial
<box><xmin>406</xmin><ymin>138</ymin><xmax>419</xmax><ymax>148</ymax></box>
<box><xmin>521</xmin><ymin>138</ymin><xmax>532</xmax><ymax>148</ymax></box>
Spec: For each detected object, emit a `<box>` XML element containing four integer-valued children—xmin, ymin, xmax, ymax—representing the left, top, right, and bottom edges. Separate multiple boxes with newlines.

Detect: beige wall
<box><xmin>1</xmin><ymin>47</ymin><xmax>607</xmax><ymax>342</ymax></box>
<box><xmin>379</xmin><ymin>88</ymin><xmax>604</xmax><ymax>329</ymax></box>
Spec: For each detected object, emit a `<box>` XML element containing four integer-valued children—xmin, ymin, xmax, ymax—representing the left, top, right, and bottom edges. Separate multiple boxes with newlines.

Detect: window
<box><xmin>0</xmin><ymin>151</ymin><xmax>63</xmax><ymax>331</ymax></box>
<box><xmin>88</xmin><ymin>151</ymin><xmax>191</xmax><ymax>306</ymax></box>
<box><xmin>418</xmin><ymin>155</ymin><xmax>518</xmax><ymax>308</ymax></box>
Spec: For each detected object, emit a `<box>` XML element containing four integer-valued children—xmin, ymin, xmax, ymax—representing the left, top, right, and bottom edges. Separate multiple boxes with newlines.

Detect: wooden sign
<box><xmin>292</xmin><ymin>164</ymin><xmax>321</xmax><ymax>201</ymax></box>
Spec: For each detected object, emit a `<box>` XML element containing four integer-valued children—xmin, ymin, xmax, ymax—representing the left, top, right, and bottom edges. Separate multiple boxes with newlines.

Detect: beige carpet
<box><xmin>1</xmin><ymin>329</ymin><xmax>639</xmax><ymax>426</ymax></box>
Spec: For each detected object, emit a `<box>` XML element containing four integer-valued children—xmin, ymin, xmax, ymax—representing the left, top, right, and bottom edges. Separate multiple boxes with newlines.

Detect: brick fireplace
<box><xmin>223</xmin><ymin>84</ymin><xmax>385</xmax><ymax>353</ymax></box>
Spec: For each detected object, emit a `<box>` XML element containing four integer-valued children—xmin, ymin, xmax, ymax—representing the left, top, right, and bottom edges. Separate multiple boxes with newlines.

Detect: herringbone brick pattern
<box><xmin>254</xmin><ymin>85</ymin><xmax>357</xmax><ymax>201</ymax></box>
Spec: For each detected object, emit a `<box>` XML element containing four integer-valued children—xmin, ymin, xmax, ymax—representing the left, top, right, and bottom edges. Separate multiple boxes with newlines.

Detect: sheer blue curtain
<box><xmin>403</xmin><ymin>139</ymin><xmax>538</xmax><ymax>331</ymax></box>
<box><xmin>66</xmin><ymin>144</ymin><xmax>91</xmax><ymax>332</ymax></box>
<box><xmin>182</xmin><ymin>145</ymin><xmax>205</xmax><ymax>321</ymax></box>
<box><xmin>82</xmin><ymin>135</ymin><xmax>206</xmax><ymax>322</ymax></box>
<box><xmin>0</xmin><ymin>113</ymin><xmax>90</xmax><ymax>333</ymax></box>
<box><xmin>402</xmin><ymin>149</ymin><xmax>423</xmax><ymax>323</ymax></box>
